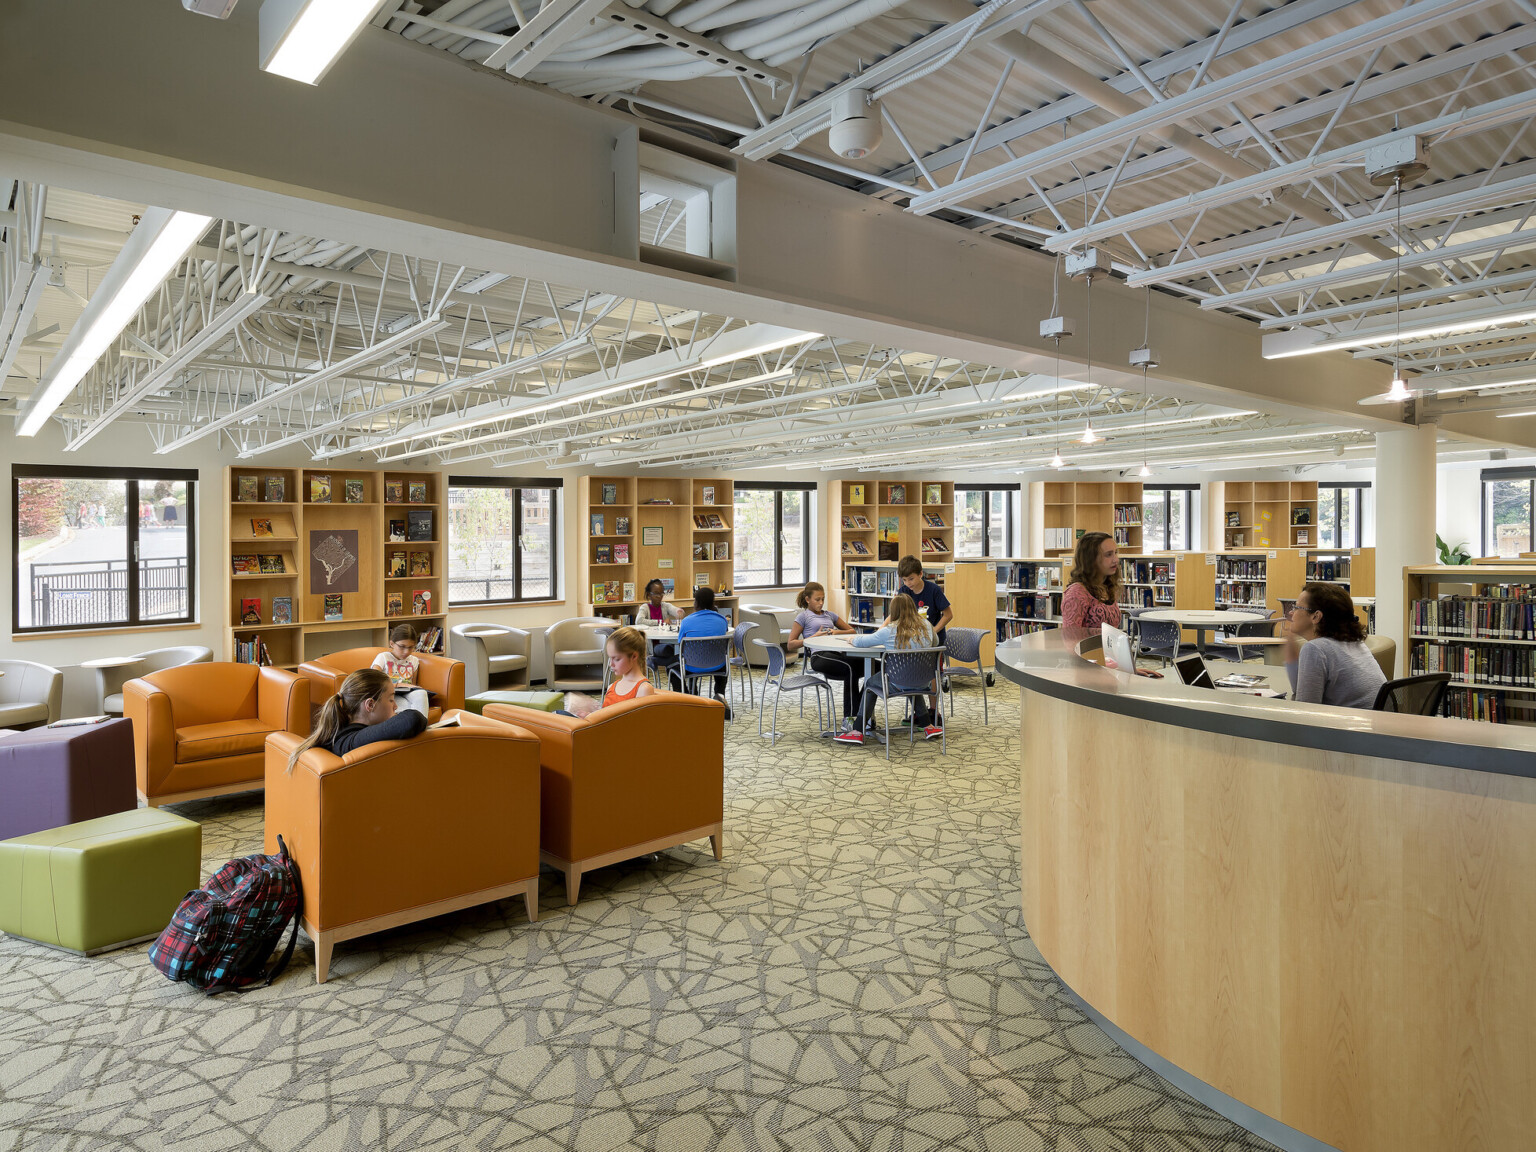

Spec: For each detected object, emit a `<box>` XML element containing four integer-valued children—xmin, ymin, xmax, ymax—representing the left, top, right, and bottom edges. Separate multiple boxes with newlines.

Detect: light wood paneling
<box><xmin>1020</xmin><ymin>686</ymin><xmax>1536</xmax><ymax>1152</ymax></box>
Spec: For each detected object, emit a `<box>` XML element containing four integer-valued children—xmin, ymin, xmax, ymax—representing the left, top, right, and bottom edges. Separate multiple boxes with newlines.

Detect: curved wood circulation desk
<box><xmin>997</xmin><ymin>629</ymin><xmax>1536</xmax><ymax>1152</ymax></box>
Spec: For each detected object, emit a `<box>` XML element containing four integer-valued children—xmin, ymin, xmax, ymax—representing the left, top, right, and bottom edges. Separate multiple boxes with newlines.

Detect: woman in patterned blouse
<box><xmin>1061</xmin><ymin>531</ymin><xmax>1122</xmax><ymax>631</ymax></box>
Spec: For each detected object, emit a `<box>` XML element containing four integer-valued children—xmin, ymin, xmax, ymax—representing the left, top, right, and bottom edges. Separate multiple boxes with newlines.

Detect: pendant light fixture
<box><xmin>1386</xmin><ymin>173</ymin><xmax>1413</xmax><ymax>402</ymax></box>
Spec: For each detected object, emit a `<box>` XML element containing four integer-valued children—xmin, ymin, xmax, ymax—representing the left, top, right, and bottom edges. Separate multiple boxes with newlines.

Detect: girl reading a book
<box><xmin>287</xmin><ymin>668</ymin><xmax>426</xmax><ymax>768</ymax></box>
<box><xmin>371</xmin><ymin>624</ymin><xmax>431</xmax><ymax>716</ymax></box>
<box><xmin>560</xmin><ymin>626</ymin><xmax>654</xmax><ymax>718</ymax></box>
<box><xmin>787</xmin><ymin>581</ymin><xmax>862</xmax><ymax>725</ymax></box>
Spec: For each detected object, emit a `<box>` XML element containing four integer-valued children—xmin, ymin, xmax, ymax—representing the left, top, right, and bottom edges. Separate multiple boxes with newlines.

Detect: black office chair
<box><xmin>1372</xmin><ymin>673</ymin><xmax>1451</xmax><ymax>716</ymax></box>
<box><xmin>1205</xmin><ymin>615</ymin><xmax>1280</xmax><ymax>663</ymax></box>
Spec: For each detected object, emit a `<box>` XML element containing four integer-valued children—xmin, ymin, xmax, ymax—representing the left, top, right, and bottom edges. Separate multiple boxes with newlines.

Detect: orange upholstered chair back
<box><xmin>144</xmin><ymin>662</ymin><xmax>260</xmax><ymax>726</ymax></box>
<box><xmin>310</xmin><ymin>647</ymin><xmax>380</xmax><ymax>676</ymax></box>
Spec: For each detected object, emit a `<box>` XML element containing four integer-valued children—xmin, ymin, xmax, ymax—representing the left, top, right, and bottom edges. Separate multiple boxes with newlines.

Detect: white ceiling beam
<box><xmin>1048</xmin><ymin>90</ymin><xmax>1536</xmax><ymax>254</ymax></box>
<box><xmin>480</xmin><ymin>0</ymin><xmax>612</xmax><ymax>75</ymax></box>
<box><xmin>907</xmin><ymin>0</ymin><xmax>1498</xmax><ymax>215</ymax></box>
<box><xmin>1263</xmin><ymin>295</ymin><xmax>1536</xmax><ymax>359</ymax></box>
<box><xmin>1256</xmin><ymin>268</ymin><xmax>1536</xmax><ymax>330</ymax></box>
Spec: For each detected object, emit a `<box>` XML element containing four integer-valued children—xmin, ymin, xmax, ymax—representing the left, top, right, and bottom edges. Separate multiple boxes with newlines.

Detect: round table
<box><xmin>1135</xmin><ymin>608</ymin><xmax>1263</xmax><ymax>656</ymax></box>
<box><xmin>79</xmin><ymin>655</ymin><xmax>145</xmax><ymax>715</ymax></box>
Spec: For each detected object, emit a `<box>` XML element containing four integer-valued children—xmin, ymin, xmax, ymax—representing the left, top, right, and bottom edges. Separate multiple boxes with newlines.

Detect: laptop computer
<box><xmin>1174</xmin><ymin>654</ymin><xmax>1217</xmax><ymax>690</ymax></box>
<box><xmin>1101</xmin><ymin>623</ymin><xmax>1138</xmax><ymax>673</ymax></box>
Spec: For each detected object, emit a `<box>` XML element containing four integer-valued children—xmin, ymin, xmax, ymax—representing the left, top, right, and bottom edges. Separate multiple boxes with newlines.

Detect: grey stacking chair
<box><xmin>866</xmin><ymin>646</ymin><xmax>947</xmax><ymax>761</ymax></box>
<box><xmin>943</xmin><ymin>627</ymin><xmax>989</xmax><ymax>724</ymax></box>
<box><xmin>729</xmin><ymin>622</ymin><xmax>756</xmax><ymax>709</ymax></box>
<box><xmin>754</xmin><ymin>639</ymin><xmax>835</xmax><ymax>745</ymax></box>
<box><xmin>1134</xmin><ymin>619</ymin><xmax>1185</xmax><ymax>666</ymax></box>
<box><xmin>673</xmin><ymin>633</ymin><xmax>734</xmax><ymax>717</ymax></box>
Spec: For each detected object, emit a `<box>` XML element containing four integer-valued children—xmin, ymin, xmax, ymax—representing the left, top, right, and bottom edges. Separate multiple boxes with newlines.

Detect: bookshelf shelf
<box><xmin>1405</xmin><ymin>564</ymin><xmax>1536</xmax><ymax>724</ymax></box>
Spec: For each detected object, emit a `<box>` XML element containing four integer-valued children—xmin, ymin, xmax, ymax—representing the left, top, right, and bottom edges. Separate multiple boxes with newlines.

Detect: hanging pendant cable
<box><xmin>1141</xmin><ymin>287</ymin><xmax>1151</xmax><ymax>477</ymax></box>
<box><xmin>1388</xmin><ymin>174</ymin><xmax>1410</xmax><ymax>403</ymax></box>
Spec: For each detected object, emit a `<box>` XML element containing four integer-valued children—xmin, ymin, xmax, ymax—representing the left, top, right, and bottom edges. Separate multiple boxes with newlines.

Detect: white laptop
<box><xmin>1101</xmin><ymin>623</ymin><xmax>1138</xmax><ymax>673</ymax></box>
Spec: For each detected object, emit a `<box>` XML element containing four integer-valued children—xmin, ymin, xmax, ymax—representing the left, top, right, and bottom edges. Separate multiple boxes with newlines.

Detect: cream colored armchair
<box><xmin>451</xmin><ymin>623</ymin><xmax>531</xmax><ymax>696</ymax></box>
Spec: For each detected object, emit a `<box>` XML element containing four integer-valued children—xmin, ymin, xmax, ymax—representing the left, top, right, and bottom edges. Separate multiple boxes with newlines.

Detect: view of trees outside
<box><xmin>734</xmin><ymin>489</ymin><xmax>777</xmax><ymax>586</ymax></box>
<box><xmin>1142</xmin><ymin>492</ymin><xmax>1166</xmax><ymax>550</ymax></box>
<box><xmin>447</xmin><ymin>485</ymin><xmax>557</xmax><ymax>602</ymax></box>
<box><xmin>954</xmin><ymin>490</ymin><xmax>1008</xmax><ymax>556</ymax></box>
<box><xmin>780</xmin><ymin>491</ymin><xmax>804</xmax><ymax>583</ymax></box>
<box><xmin>1316</xmin><ymin>487</ymin><xmax>1359</xmax><ymax>548</ymax></box>
<box><xmin>1486</xmin><ymin>479</ymin><xmax>1531</xmax><ymax>556</ymax></box>
<box><xmin>521</xmin><ymin>488</ymin><xmax>554</xmax><ymax>599</ymax></box>
<box><xmin>15</xmin><ymin>476</ymin><xmax>190</xmax><ymax>629</ymax></box>
<box><xmin>1141</xmin><ymin>489</ymin><xmax>1191</xmax><ymax>551</ymax></box>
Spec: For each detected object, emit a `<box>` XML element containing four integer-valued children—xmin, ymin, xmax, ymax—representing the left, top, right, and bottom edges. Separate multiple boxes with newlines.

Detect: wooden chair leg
<box><xmin>523</xmin><ymin>884</ymin><xmax>539</xmax><ymax>923</ymax></box>
<box><xmin>564</xmin><ymin>866</ymin><xmax>581</xmax><ymax>906</ymax></box>
<box><xmin>710</xmin><ymin>833</ymin><xmax>723</xmax><ymax>860</ymax></box>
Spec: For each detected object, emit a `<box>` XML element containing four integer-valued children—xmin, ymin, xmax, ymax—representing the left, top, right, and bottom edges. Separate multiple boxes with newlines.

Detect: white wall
<box><xmin>1436</xmin><ymin>464</ymin><xmax>1483</xmax><ymax>555</ymax></box>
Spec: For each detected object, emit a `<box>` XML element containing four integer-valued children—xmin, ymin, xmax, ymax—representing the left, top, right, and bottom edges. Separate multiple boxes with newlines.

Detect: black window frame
<box><xmin>955</xmin><ymin>484</ymin><xmax>1018</xmax><ymax>558</ymax></box>
<box><xmin>446</xmin><ymin>476</ymin><xmax>562</xmax><ymax>606</ymax></box>
<box><xmin>1481</xmin><ymin>467</ymin><xmax>1536</xmax><ymax>557</ymax></box>
<box><xmin>12</xmin><ymin>463</ymin><xmax>198</xmax><ymax>635</ymax></box>
<box><xmin>1142</xmin><ymin>484</ymin><xmax>1199</xmax><ymax>551</ymax></box>
<box><xmin>1316</xmin><ymin>481</ymin><xmax>1369</xmax><ymax>550</ymax></box>
<box><xmin>733</xmin><ymin>481</ymin><xmax>814</xmax><ymax>589</ymax></box>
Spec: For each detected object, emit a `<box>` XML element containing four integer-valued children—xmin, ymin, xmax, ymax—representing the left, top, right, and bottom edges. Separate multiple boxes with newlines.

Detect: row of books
<box><xmin>1001</xmin><ymin>591</ymin><xmax>1058</xmax><ymax>620</ymax></box>
<box><xmin>1306</xmin><ymin>559</ymin><xmax>1350</xmax><ymax>581</ymax></box>
<box><xmin>232</xmin><ymin>554</ymin><xmax>287</xmax><ymax>575</ymax></box>
<box><xmin>997</xmin><ymin>618</ymin><xmax>1058</xmax><ymax>640</ymax></box>
<box><xmin>845</xmin><ymin>484</ymin><xmax>945</xmax><ymax>505</ymax></box>
<box><xmin>1215</xmin><ymin>558</ymin><xmax>1266</xmax><ymax>578</ymax></box>
<box><xmin>415</xmin><ymin>626</ymin><xmax>445</xmax><ymax>654</ymax></box>
<box><xmin>1410</xmin><ymin>595</ymin><xmax>1536</xmax><ymax>640</ymax></box>
<box><xmin>233</xmin><ymin>635</ymin><xmax>273</xmax><ymax>665</ymax></box>
<box><xmin>587</xmin><ymin>515</ymin><xmax>631</xmax><ymax>536</ymax></box>
<box><xmin>850</xmin><ymin>566</ymin><xmax>901</xmax><ymax>598</ymax></box>
<box><xmin>998</xmin><ymin>562</ymin><xmax>1062</xmax><ymax>591</ymax></box>
<box><xmin>841</xmin><ymin>514</ymin><xmax>873</xmax><ymax>530</ymax></box>
<box><xmin>693</xmin><ymin>543</ymin><xmax>730</xmax><ymax>560</ymax></box>
<box><xmin>1119</xmin><ymin>587</ymin><xmax>1174</xmax><ymax>608</ymax></box>
<box><xmin>692</xmin><ymin>513</ymin><xmax>728</xmax><ymax>530</ymax></box>
<box><xmin>1443</xmin><ymin>688</ymin><xmax>1514</xmax><ymax>724</ymax></box>
<box><xmin>388</xmin><ymin>551</ymin><xmax>433</xmax><ymax>577</ymax></box>
<box><xmin>841</xmin><ymin>540</ymin><xmax>872</xmax><ymax>557</ymax></box>
<box><xmin>1409</xmin><ymin>640</ymin><xmax>1536</xmax><ymax>688</ymax></box>
<box><xmin>387</xmin><ymin>512</ymin><xmax>435</xmax><ymax>542</ymax></box>
<box><xmin>234</xmin><ymin>476</ymin><xmax>287</xmax><ymax>503</ymax></box>
<box><xmin>1113</xmin><ymin>527</ymin><xmax>1133</xmax><ymax>546</ymax></box>
<box><xmin>594</xmin><ymin>544</ymin><xmax>632</xmax><ymax>564</ymax></box>
<box><xmin>1216</xmin><ymin>585</ymin><xmax>1266</xmax><ymax>606</ymax></box>
<box><xmin>1043</xmin><ymin>528</ymin><xmax>1076</xmax><ymax>550</ymax></box>
<box><xmin>1119</xmin><ymin>560</ymin><xmax>1172</xmax><ymax>585</ymax></box>
<box><xmin>919</xmin><ymin>537</ymin><xmax>949</xmax><ymax>553</ymax></box>
<box><xmin>1113</xmin><ymin>505</ymin><xmax>1141</xmax><ymax>525</ymax></box>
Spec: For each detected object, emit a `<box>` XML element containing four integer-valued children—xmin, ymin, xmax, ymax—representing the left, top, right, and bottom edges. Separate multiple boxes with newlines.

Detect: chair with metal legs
<box><xmin>942</xmin><ymin>627</ymin><xmax>989</xmax><ymax>725</ymax></box>
<box><xmin>728</xmin><ymin>623</ymin><xmax>756</xmax><ymax>711</ymax></box>
<box><xmin>754</xmin><ymin>640</ymin><xmax>835</xmax><ymax>745</ymax></box>
<box><xmin>864</xmin><ymin>647</ymin><xmax>947</xmax><ymax>761</ymax></box>
<box><xmin>673</xmin><ymin>634</ymin><xmax>734</xmax><ymax>719</ymax></box>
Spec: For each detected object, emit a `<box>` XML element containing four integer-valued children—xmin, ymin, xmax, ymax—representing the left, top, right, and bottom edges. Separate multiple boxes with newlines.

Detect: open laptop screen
<box><xmin>1174</xmin><ymin>654</ymin><xmax>1216</xmax><ymax>690</ymax></box>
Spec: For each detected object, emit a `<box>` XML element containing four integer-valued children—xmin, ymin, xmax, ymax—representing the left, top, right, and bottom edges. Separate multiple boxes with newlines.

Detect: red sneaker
<box><xmin>923</xmin><ymin>722</ymin><xmax>944</xmax><ymax>741</ymax></box>
<box><xmin>833</xmin><ymin>729</ymin><xmax>865</xmax><ymax>745</ymax></box>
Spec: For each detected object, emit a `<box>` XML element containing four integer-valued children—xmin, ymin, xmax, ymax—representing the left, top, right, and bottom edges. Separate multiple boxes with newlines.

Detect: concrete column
<box><xmin>1204</xmin><ymin>481</ymin><xmax>1226</xmax><ymax>553</ymax></box>
<box><xmin>1374</xmin><ymin>425</ymin><xmax>1438</xmax><ymax>677</ymax></box>
<box><xmin>1027</xmin><ymin>482</ymin><xmax>1045</xmax><ymax>556</ymax></box>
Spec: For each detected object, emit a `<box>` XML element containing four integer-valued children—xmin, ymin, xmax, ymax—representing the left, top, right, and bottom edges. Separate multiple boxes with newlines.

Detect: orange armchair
<box><xmin>297</xmin><ymin>647</ymin><xmax>464</xmax><ymax>721</ymax></box>
<box><xmin>124</xmin><ymin>663</ymin><xmax>309</xmax><ymax>807</ymax></box>
<box><xmin>265</xmin><ymin>710</ymin><xmax>541</xmax><ymax>982</ymax></box>
<box><xmin>483</xmin><ymin>692</ymin><xmax>724</xmax><ymax>905</ymax></box>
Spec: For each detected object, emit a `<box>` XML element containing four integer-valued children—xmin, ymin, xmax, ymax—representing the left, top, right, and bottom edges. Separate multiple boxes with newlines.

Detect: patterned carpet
<box><xmin>0</xmin><ymin>685</ymin><xmax>1278</xmax><ymax>1152</ymax></box>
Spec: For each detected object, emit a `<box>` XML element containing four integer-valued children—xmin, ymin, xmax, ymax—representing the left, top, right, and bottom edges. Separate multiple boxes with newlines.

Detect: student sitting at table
<box><xmin>834</xmin><ymin>595</ymin><xmax>939</xmax><ymax>745</ymax></box>
<box><xmin>562</xmin><ymin>626</ymin><xmax>656</xmax><ymax>718</ymax></box>
<box><xmin>636</xmin><ymin>579</ymin><xmax>682</xmax><ymax>625</ymax></box>
<box><xmin>1283</xmin><ymin>581</ymin><xmax>1386</xmax><ymax>708</ymax></box>
<box><xmin>674</xmin><ymin>586</ymin><xmax>733</xmax><ymax>718</ymax></box>
<box><xmin>787</xmin><ymin>580</ymin><xmax>861</xmax><ymax>728</ymax></box>
<box><xmin>897</xmin><ymin>555</ymin><xmax>952</xmax><ymax>733</ymax></box>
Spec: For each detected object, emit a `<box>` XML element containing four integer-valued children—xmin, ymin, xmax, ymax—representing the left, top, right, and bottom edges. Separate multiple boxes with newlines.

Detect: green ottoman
<box><xmin>0</xmin><ymin>808</ymin><xmax>201</xmax><ymax>955</ymax></box>
<box><xmin>464</xmin><ymin>690</ymin><xmax>565</xmax><ymax>716</ymax></box>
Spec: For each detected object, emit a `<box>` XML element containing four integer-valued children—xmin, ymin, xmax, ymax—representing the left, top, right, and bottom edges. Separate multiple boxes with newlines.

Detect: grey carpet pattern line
<box><xmin>0</xmin><ymin>685</ymin><xmax>1279</xmax><ymax>1152</ymax></box>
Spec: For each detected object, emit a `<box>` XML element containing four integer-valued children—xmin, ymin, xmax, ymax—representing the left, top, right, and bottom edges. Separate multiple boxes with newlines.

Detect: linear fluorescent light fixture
<box><xmin>18</xmin><ymin>208</ymin><xmax>212</xmax><ymax>437</ymax></box>
<box><xmin>260</xmin><ymin>0</ymin><xmax>386</xmax><ymax>84</ymax></box>
<box><xmin>1265</xmin><ymin>306</ymin><xmax>1536</xmax><ymax>359</ymax></box>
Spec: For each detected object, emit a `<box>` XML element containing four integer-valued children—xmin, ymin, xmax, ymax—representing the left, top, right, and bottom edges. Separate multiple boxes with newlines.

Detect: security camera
<box><xmin>828</xmin><ymin>90</ymin><xmax>882</xmax><ymax>160</ymax></box>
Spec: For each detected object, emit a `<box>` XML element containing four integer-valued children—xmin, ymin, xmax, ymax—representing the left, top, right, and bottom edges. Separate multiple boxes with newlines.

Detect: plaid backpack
<box><xmin>149</xmin><ymin>836</ymin><xmax>303</xmax><ymax>994</ymax></box>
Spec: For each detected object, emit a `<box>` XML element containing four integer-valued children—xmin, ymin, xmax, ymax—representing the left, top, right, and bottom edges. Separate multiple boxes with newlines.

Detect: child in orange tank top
<box><xmin>563</xmin><ymin>626</ymin><xmax>655</xmax><ymax>718</ymax></box>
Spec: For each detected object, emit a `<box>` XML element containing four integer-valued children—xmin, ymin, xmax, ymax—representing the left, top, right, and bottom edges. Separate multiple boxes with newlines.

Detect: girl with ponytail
<box><xmin>287</xmin><ymin>668</ymin><xmax>428</xmax><ymax>771</ymax></box>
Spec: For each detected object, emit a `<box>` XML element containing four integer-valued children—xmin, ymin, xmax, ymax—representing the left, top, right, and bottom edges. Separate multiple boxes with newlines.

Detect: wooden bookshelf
<box><xmin>1031</xmin><ymin>480</ymin><xmax>1143</xmax><ymax>554</ymax></box>
<box><xmin>382</xmin><ymin>470</ymin><xmax>445</xmax><ymax>642</ymax></box>
<box><xmin>1209</xmin><ymin>548</ymin><xmax>1303</xmax><ymax>614</ymax></box>
<box><xmin>1405</xmin><ymin>564</ymin><xmax>1536</xmax><ymax>724</ymax></box>
<box><xmin>832</xmin><ymin>476</ymin><xmax>957</xmax><ymax>613</ymax></box>
<box><xmin>578</xmin><ymin>475</ymin><xmax>737</xmax><ymax>620</ymax></box>
<box><xmin>223</xmin><ymin>466</ymin><xmax>447</xmax><ymax>669</ymax></box>
<box><xmin>1222</xmin><ymin>481</ymin><xmax>1317</xmax><ymax>548</ymax></box>
<box><xmin>939</xmin><ymin>558</ymin><xmax>998</xmax><ymax>666</ymax></box>
<box><xmin>844</xmin><ymin>559</ymin><xmax>900</xmax><ymax>625</ymax></box>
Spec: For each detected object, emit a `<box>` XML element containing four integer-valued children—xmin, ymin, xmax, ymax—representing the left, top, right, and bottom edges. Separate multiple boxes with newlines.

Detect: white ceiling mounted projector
<box><xmin>829</xmin><ymin>90</ymin><xmax>882</xmax><ymax>160</ymax></box>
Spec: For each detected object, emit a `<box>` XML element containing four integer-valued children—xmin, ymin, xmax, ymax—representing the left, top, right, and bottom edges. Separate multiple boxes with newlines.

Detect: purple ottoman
<box><xmin>0</xmin><ymin>720</ymin><xmax>137</xmax><ymax>840</ymax></box>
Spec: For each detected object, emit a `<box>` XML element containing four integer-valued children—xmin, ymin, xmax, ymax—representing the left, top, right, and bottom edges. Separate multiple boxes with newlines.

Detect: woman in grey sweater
<box><xmin>1283</xmin><ymin>582</ymin><xmax>1386</xmax><ymax>708</ymax></box>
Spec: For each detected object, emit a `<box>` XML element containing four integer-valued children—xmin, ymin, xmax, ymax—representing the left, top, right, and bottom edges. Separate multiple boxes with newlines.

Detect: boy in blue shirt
<box><xmin>675</xmin><ymin>586</ymin><xmax>733</xmax><ymax>718</ymax></box>
<box><xmin>897</xmin><ymin>555</ymin><xmax>952</xmax><ymax>735</ymax></box>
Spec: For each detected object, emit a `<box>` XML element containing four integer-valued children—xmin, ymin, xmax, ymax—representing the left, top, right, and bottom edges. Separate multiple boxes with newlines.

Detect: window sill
<box><xmin>733</xmin><ymin>585</ymin><xmax>806</xmax><ymax>594</ymax></box>
<box><xmin>446</xmin><ymin>599</ymin><xmax>566</xmax><ymax>611</ymax></box>
<box><xmin>11</xmin><ymin>621</ymin><xmax>203</xmax><ymax>642</ymax></box>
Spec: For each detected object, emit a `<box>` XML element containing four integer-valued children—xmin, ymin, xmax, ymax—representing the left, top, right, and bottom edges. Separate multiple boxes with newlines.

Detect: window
<box><xmin>734</xmin><ymin>483</ymin><xmax>813</xmax><ymax>588</ymax></box>
<box><xmin>1483</xmin><ymin>468</ymin><xmax>1536</xmax><ymax>557</ymax></box>
<box><xmin>1141</xmin><ymin>485</ymin><xmax>1197</xmax><ymax>551</ymax></box>
<box><xmin>12</xmin><ymin>464</ymin><xmax>196</xmax><ymax>633</ymax></box>
<box><xmin>954</xmin><ymin>485</ymin><xmax>1017</xmax><ymax>557</ymax></box>
<box><xmin>447</xmin><ymin>478</ymin><xmax>561</xmax><ymax>604</ymax></box>
<box><xmin>1317</xmin><ymin>483</ymin><xmax>1368</xmax><ymax>549</ymax></box>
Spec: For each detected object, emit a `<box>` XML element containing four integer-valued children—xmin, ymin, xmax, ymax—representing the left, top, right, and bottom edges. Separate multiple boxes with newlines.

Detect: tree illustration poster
<box><xmin>309</xmin><ymin>530</ymin><xmax>360</xmax><ymax>594</ymax></box>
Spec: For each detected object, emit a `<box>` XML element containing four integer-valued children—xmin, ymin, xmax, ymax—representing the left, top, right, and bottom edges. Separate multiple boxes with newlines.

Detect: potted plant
<box><xmin>1436</xmin><ymin>534</ymin><xmax>1472</xmax><ymax>565</ymax></box>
